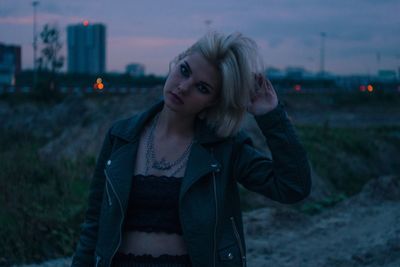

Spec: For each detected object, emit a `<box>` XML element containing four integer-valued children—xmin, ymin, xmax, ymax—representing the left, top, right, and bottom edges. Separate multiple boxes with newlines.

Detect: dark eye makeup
<box><xmin>179</xmin><ymin>60</ymin><xmax>214</xmax><ymax>94</ymax></box>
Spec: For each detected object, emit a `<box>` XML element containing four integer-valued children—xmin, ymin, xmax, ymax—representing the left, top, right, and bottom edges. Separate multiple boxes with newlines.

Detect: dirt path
<box><xmin>245</xmin><ymin>175</ymin><xmax>400</xmax><ymax>267</ymax></box>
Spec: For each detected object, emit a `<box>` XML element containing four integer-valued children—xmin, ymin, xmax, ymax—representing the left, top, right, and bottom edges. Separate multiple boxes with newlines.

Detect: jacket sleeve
<box><xmin>234</xmin><ymin>102</ymin><xmax>311</xmax><ymax>204</ymax></box>
<box><xmin>71</xmin><ymin>126</ymin><xmax>114</xmax><ymax>267</ymax></box>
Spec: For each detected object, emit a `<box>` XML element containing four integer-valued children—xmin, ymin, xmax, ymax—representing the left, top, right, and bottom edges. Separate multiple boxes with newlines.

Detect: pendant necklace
<box><xmin>145</xmin><ymin>113</ymin><xmax>193</xmax><ymax>176</ymax></box>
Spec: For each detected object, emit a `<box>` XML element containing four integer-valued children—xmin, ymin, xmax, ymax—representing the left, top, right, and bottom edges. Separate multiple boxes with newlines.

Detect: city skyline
<box><xmin>0</xmin><ymin>0</ymin><xmax>399</xmax><ymax>76</ymax></box>
<box><xmin>67</xmin><ymin>22</ymin><xmax>106</xmax><ymax>74</ymax></box>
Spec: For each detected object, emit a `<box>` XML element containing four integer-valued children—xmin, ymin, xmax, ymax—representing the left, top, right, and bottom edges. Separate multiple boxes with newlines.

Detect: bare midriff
<box><xmin>118</xmin><ymin>231</ymin><xmax>188</xmax><ymax>256</ymax></box>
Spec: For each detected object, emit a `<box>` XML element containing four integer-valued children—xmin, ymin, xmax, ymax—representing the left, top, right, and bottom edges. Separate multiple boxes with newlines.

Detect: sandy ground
<box><xmin>245</xmin><ymin>175</ymin><xmax>400</xmax><ymax>267</ymax></box>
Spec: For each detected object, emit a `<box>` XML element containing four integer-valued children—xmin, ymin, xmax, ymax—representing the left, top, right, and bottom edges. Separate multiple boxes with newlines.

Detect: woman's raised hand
<box><xmin>247</xmin><ymin>74</ymin><xmax>279</xmax><ymax>115</ymax></box>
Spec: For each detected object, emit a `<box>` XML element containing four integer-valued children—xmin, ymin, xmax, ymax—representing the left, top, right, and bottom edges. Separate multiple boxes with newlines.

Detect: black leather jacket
<box><xmin>71</xmin><ymin>101</ymin><xmax>311</xmax><ymax>267</ymax></box>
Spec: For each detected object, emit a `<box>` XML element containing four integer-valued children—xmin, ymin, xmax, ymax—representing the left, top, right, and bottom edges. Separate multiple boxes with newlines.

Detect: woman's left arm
<box><xmin>234</xmin><ymin>76</ymin><xmax>311</xmax><ymax>204</ymax></box>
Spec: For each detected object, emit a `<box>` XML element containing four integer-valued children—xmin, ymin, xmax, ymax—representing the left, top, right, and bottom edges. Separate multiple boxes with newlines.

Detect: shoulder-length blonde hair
<box><xmin>172</xmin><ymin>31</ymin><xmax>263</xmax><ymax>137</ymax></box>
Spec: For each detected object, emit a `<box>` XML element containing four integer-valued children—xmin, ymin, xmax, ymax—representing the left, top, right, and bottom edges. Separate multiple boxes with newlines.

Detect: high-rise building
<box><xmin>126</xmin><ymin>63</ymin><xmax>145</xmax><ymax>77</ymax></box>
<box><xmin>0</xmin><ymin>43</ymin><xmax>21</xmax><ymax>86</ymax></box>
<box><xmin>67</xmin><ymin>21</ymin><xmax>106</xmax><ymax>74</ymax></box>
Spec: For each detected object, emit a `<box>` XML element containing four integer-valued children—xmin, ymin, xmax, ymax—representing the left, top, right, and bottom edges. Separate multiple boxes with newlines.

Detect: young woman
<box><xmin>71</xmin><ymin>31</ymin><xmax>311</xmax><ymax>267</ymax></box>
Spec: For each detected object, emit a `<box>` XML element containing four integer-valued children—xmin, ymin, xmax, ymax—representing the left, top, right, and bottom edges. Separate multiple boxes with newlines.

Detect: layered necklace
<box><xmin>145</xmin><ymin>114</ymin><xmax>193</xmax><ymax>177</ymax></box>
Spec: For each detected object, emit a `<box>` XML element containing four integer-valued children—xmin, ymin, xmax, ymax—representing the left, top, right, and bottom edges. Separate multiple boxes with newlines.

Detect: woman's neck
<box><xmin>156</xmin><ymin>105</ymin><xmax>195</xmax><ymax>139</ymax></box>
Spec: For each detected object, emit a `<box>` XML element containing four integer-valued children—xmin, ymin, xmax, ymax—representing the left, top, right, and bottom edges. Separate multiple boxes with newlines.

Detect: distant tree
<box><xmin>38</xmin><ymin>23</ymin><xmax>64</xmax><ymax>74</ymax></box>
<box><xmin>34</xmin><ymin>23</ymin><xmax>64</xmax><ymax>101</ymax></box>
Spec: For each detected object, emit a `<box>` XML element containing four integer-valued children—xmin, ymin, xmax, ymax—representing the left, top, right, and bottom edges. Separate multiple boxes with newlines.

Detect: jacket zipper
<box><xmin>212</xmin><ymin>171</ymin><xmax>218</xmax><ymax>267</ymax></box>
<box><xmin>105</xmin><ymin>179</ymin><xmax>112</xmax><ymax>206</ymax></box>
<box><xmin>104</xmin><ymin>169</ymin><xmax>125</xmax><ymax>267</ymax></box>
<box><xmin>95</xmin><ymin>255</ymin><xmax>101</xmax><ymax>267</ymax></box>
<box><xmin>230</xmin><ymin>216</ymin><xmax>246</xmax><ymax>267</ymax></box>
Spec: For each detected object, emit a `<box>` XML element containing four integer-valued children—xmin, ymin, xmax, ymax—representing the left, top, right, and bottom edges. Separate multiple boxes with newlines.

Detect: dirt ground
<box><xmin>245</xmin><ymin>175</ymin><xmax>400</xmax><ymax>267</ymax></box>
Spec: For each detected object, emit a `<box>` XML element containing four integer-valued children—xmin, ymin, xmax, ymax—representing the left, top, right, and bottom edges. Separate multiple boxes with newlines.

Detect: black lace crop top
<box><xmin>123</xmin><ymin>174</ymin><xmax>183</xmax><ymax>234</ymax></box>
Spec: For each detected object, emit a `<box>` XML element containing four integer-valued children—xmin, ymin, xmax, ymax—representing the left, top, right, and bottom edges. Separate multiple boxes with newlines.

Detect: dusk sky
<box><xmin>1</xmin><ymin>0</ymin><xmax>399</xmax><ymax>76</ymax></box>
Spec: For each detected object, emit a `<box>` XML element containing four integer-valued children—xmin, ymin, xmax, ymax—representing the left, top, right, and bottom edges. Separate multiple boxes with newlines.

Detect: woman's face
<box><xmin>163</xmin><ymin>52</ymin><xmax>221</xmax><ymax>117</ymax></box>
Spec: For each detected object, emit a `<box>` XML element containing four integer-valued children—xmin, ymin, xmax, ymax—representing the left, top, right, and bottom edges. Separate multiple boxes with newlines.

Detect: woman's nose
<box><xmin>178</xmin><ymin>79</ymin><xmax>192</xmax><ymax>94</ymax></box>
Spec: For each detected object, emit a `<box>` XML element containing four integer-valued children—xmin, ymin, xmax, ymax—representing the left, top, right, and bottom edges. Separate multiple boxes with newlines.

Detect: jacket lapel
<box><xmin>105</xmin><ymin>142</ymin><xmax>139</xmax><ymax>207</ymax></box>
<box><xmin>108</xmin><ymin>100</ymin><xmax>224</xmax><ymax>205</ymax></box>
<box><xmin>179</xmin><ymin>142</ymin><xmax>219</xmax><ymax>203</ymax></box>
<box><xmin>105</xmin><ymin>103</ymin><xmax>161</xmax><ymax>206</ymax></box>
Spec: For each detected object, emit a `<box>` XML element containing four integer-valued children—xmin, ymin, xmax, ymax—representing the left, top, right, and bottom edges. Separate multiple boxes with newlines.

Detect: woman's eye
<box><xmin>197</xmin><ymin>85</ymin><xmax>210</xmax><ymax>94</ymax></box>
<box><xmin>180</xmin><ymin>65</ymin><xmax>189</xmax><ymax>77</ymax></box>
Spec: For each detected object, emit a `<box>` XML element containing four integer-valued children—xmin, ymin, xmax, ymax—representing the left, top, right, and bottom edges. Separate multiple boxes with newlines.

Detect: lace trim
<box><xmin>113</xmin><ymin>252</ymin><xmax>191</xmax><ymax>264</ymax></box>
<box><xmin>123</xmin><ymin>226</ymin><xmax>182</xmax><ymax>235</ymax></box>
<box><xmin>134</xmin><ymin>174</ymin><xmax>183</xmax><ymax>181</ymax></box>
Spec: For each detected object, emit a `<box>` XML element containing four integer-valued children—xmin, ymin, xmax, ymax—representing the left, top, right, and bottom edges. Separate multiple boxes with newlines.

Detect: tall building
<box><xmin>0</xmin><ymin>43</ymin><xmax>21</xmax><ymax>86</ymax></box>
<box><xmin>67</xmin><ymin>21</ymin><xmax>106</xmax><ymax>74</ymax></box>
<box><xmin>126</xmin><ymin>63</ymin><xmax>145</xmax><ymax>77</ymax></box>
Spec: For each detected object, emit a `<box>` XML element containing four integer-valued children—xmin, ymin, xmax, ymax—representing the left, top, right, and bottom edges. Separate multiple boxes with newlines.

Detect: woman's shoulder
<box><xmin>109</xmin><ymin>101</ymin><xmax>163</xmax><ymax>141</ymax></box>
<box><xmin>228</xmin><ymin>130</ymin><xmax>254</xmax><ymax>150</ymax></box>
<box><xmin>108</xmin><ymin>112</ymin><xmax>145</xmax><ymax>142</ymax></box>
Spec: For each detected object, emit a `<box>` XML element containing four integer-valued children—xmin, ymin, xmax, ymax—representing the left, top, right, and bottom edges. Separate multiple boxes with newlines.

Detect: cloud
<box><xmin>108</xmin><ymin>36</ymin><xmax>196</xmax><ymax>73</ymax></box>
<box><xmin>1</xmin><ymin>0</ymin><xmax>399</xmax><ymax>74</ymax></box>
<box><xmin>0</xmin><ymin>16</ymin><xmax>33</xmax><ymax>25</ymax></box>
<box><xmin>0</xmin><ymin>13</ymin><xmax>84</xmax><ymax>26</ymax></box>
<box><xmin>111</xmin><ymin>36</ymin><xmax>195</xmax><ymax>48</ymax></box>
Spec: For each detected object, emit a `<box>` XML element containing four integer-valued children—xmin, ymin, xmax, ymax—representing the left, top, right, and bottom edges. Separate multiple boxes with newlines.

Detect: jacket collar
<box><xmin>110</xmin><ymin>100</ymin><xmax>225</xmax><ymax>145</ymax></box>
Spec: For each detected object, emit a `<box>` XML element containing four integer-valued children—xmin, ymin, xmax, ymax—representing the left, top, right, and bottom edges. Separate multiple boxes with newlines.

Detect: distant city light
<box><xmin>83</xmin><ymin>20</ymin><xmax>89</xmax><ymax>27</ymax></box>
<box><xmin>93</xmin><ymin>77</ymin><xmax>104</xmax><ymax>90</ymax></box>
<box><xmin>367</xmin><ymin>84</ymin><xmax>373</xmax><ymax>92</ymax></box>
<box><xmin>294</xmin><ymin>84</ymin><xmax>301</xmax><ymax>91</ymax></box>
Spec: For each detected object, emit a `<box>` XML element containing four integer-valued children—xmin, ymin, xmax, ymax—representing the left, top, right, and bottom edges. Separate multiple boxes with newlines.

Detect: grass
<box><xmin>299</xmin><ymin>193</ymin><xmax>347</xmax><ymax>215</ymax></box>
<box><xmin>0</xmin><ymin>130</ymin><xmax>92</xmax><ymax>266</ymax></box>
<box><xmin>298</xmin><ymin>125</ymin><xmax>400</xmax><ymax>196</ymax></box>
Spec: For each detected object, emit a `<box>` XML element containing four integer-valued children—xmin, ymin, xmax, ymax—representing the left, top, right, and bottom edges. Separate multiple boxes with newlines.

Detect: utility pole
<box><xmin>32</xmin><ymin>1</ymin><xmax>39</xmax><ymax>88</ymax></box>
<box><xmin>204</xmin><ymin>19</ymin><xmax>212</xmax><ymax>32</ymax></box>
<box><xmin>319</xmin><ymin>32</ymin><xmax>326</xmax><ymax>76</ymax></box>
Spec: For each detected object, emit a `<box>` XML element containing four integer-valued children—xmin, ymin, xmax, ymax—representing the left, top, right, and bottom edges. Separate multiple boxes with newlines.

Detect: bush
<box><xmin>0</xmin><ymin>130</ymin><xmax>91</xmax><ymax>265</ymax></box>
<box><xmin>31</xmin><ymin>81</ymin><xmax>64</xmax><ymax>103</ymax></box>
<box><xmin>297</xmin><ymin>125</ymin><xmax>400</xmax><ymax>196</ymax></box>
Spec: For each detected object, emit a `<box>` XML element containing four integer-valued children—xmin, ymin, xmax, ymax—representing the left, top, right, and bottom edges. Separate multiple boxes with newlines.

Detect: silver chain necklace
<box><xmin>145</xmin><ymin>113</ymin><xmax>193</xmax><ymax>176</ymax></box>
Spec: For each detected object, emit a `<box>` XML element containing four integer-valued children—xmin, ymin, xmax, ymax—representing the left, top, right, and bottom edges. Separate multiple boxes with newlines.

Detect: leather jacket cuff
<box><xmin>254</xmin><ymin>101</ymin><xmax>288</xmax><ymax>131</ymax></box>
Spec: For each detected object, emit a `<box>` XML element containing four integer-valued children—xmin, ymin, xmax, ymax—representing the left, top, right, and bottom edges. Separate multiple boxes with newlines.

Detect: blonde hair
<box><xmin>173</xmin><ymin>31</ymin><xmax>263</xmax><ymax>137</ymax></box>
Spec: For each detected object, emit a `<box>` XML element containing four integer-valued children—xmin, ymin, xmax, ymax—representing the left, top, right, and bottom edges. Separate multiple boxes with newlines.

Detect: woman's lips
<box><xmin>169</xmin><ymin>92</ymin><xmax>184</xmax><ymax>104</ymax></box>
